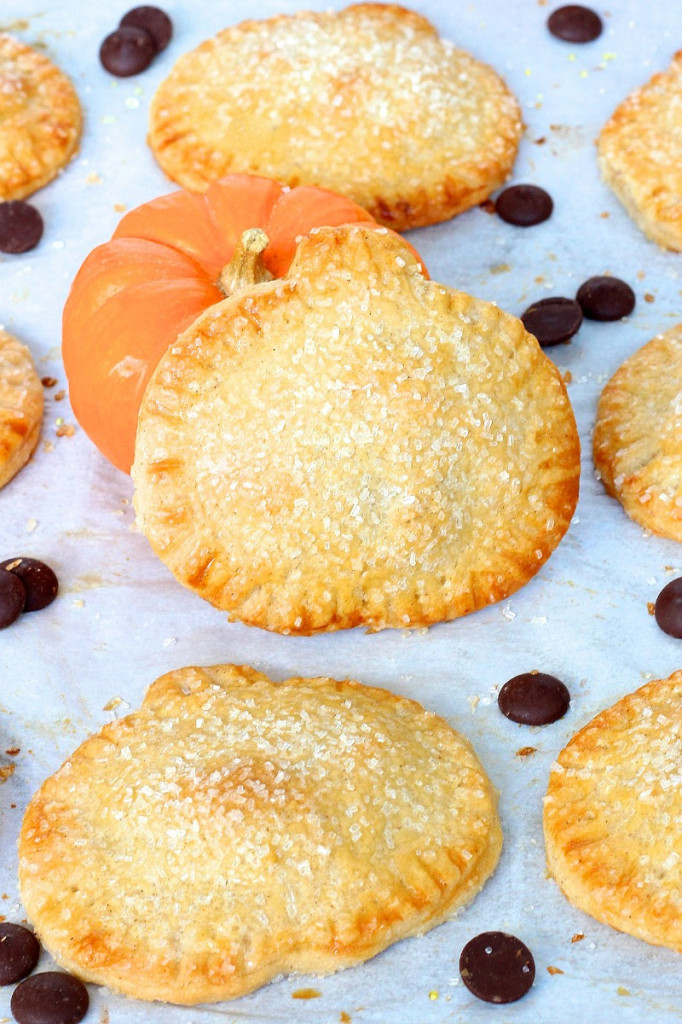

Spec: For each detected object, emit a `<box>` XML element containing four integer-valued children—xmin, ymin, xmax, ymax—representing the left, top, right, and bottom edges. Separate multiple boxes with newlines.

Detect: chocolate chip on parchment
<box><xmin>0</xmin><ymin>202</ymin><xmax>43</xmax><ymax>254</ymax></box>
<box><xmin>521</xmin><ymin>296</ymin><xmax>583</xmax><ymax>347</ymax></box>
<box><xmin>576</xmin><ymin>276</ymin><xmax>635</xmax><ymax>321</ymax></box>
<box><xmin>99</xmin><ymin>25</ymin><xmax>156</xmax><ymax>76</ymax></box>
<box><xmin>0</xmin><ymin>923</ymin><xmax>40</xmax><ymax>986</ymax></box>
<box><xmin>0</xmin><ymin>558</ymin><xmax>58</xmax><ymax>612</ymax></box>
<box><xmin>11</xmin><ymin>972</ymin><xmax>89</xmax><ymax>1024</ymax></box>
<box><xmin>548</xmin><ymin>5</ymin><xmax>603</xmax><ymax>42</ymax></box>
<box><xmin>0</xmin><ymin>569</ymin><xmax>26</xmax><ymax>629</ymax></box>
<box><xmin>459</xmin><ymin>931</ymin><xmax>536</xmax><ymax>1004</ymax></box>
<box><xmin>654</xmin><ymin>577</ymin><xmax>682</xmax><ymax>638</ymax></box>
<box><xmin>120</xmin><ymin>6</ymin><xmax>173</xmax><ymax>53</ymax></box>
<box><xmin>498</xmin><ymin>672</ymin><xmax>571</xmax><ymax>725</ymax></box>
<box><xmin>495</xmin><ymin>185</ymin><xmax>553</xmax><ymax>227</ymax></box>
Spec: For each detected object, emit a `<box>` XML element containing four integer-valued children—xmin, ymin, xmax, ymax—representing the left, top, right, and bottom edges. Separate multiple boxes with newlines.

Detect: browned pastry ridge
<box><xmin>132</xmin><ymin>225</ymin><xmax>581</xmax><ymax>635</ymax></box>
<box><xmin>0</xmin><ymin>33</ymin><xmax>81</xmax><ymax>200</ymax></box>
<box><xmin>148</xmin><ymin>3</ymin><xmax>522</xmax><ymax>230</ymax></box>
<box><xmin>597</xmin><ymin>50</ymin><xmax>682</xmax><ymax>250</ymax></box>
<box><xmin>593</xmin><ymin>324</ymin><xmax>682</xmax><ymax>541</ymax></box>
<box><xmin>0</xmin><ymin>328</ymin><xmax>44</xmax><ymax>489</ymax></box>
<box><xmin>544</xmin><ymin>671</ymin><xmax>682</xmax><ymax>953</ymax></box>
<box><xmin>19</xmin><ymin>664</ymin><xmax>503</xmax><ymax>1004</ymax></box>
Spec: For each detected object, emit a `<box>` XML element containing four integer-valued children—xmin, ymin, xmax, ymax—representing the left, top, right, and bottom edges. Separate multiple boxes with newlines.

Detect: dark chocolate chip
<box><xmin>0</xmin><ymin>202</ymin><xmax>43</xmax><ymax>254</ymax></box>
<box><xmin>0</xmin><ymin>558</ymin><xmax>58</xmax><ymax>612</ymax></box>
<box><xmin>11</xmin><ymin>972</ymin><xmax>89</xmax><ymax>1024</ymax></box>
<box><xmin>520</xmin><ymin>296</ymin><xmax>583</xmax><ymax>347</ymax></box>
<box><xmin>99</xmin><ymin>25</ymin><xmax>156</xmax><ymax>76</ymax></box>
<box><xmin>0</xmin><ymin>923</ymin><xmax>40</xmax><ymax>986</ymax></box>
<box><xmin>576</xmin><ymin>276</ymin><xmax>635</xmax><ymax>321</ymax></box>
<box><xmin>459</xmin><ymin>931</ymin><xmax>535</xmax><ymax>1004</ymax></box>
<box><xmin>495</xmin><ymin>185</ymin><xmax>553</xmax><ymax>227</ymax></box>
<box><xmin>548</xmin><ymin>5</ymin><xmax>603</xmax><ymax>42</ymax></box>
<box><xmin>0</xmin><ymin>568</ymin><xmax>26</xmax><ymax>629</ymax></box>
<box><xmin>654</xmin><ymin>577</ymin><xmax>682</xmax><ymax>638</ymax></box>
<box><xmin>120</xmin><ymin>6</ymin><xmax>173</xmax><ymax>53</ymax></box>
<box><xmin>498</xmin><ymin>672</ymin><xmax>571</xmax><ymax>725</ymax></box>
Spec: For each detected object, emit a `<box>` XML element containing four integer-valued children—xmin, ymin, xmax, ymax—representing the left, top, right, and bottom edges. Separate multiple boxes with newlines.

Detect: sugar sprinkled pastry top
<box><xmin>0</xmin><ymin>33</ymin><xmax>81</xmax><ymax>201</ymax></box>
<box><xmin>19</xmin><ymin>663</ymin><xmax>503</xmax><ymax>1004</ymax></box>
<box><xmin>544</xmin><ymin>670</ymin><xmax>682</xmax><ymax>953</ymax></box>
<box><xmin>593</xmin><ymin>323</ymin><xmax>682</xmax><ymax>541</ymax></box>
<box><xmin>132</xmin><ymin>224</ymin><xmax>580</xmax><ymax>635</ymax></box>
<box><xmin>598</xmin><ymin>50</ymin><xmax>682</xmax><ymax>250</ymax></box>
<box><xmin>148</xmin><ymin>3</ymin><xmax>522</xmax><ymax>230</ymax></box>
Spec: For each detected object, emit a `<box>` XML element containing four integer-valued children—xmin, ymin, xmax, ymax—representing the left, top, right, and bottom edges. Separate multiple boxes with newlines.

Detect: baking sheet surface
<box><xmin>1</xmin><ymin>1</ymin><xmax>681</xmax><ymax>1021</ymax></box>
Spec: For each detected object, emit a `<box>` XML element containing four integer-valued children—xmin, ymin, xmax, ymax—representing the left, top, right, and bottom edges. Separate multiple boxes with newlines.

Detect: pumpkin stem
<box><xmin>218</xmin><ymin>228</ymin><xmax>274</xmax><ymax>296</ymax></box>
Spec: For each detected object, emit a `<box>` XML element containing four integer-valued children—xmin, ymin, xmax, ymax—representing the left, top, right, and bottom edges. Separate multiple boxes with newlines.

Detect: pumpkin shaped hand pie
<box><xmin>19</xmin><ymin>664</ymin><xmax>502</xmax><ymax>1003</ymax></box>
<box><xmin>148</xmin><ymin>3</ymin><xmax>522</xmax><ymax>230</ymax></box>
<box><xmin>132</xmin><ymin>224</ymin><xmax>580</xmax><ymax>635</ymax></box>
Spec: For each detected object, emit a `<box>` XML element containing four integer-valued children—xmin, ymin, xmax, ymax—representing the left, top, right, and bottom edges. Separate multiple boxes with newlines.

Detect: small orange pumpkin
<box><xmin>62</xmin><ymin>173</ymin><xmax>416</xmax><ymax>474</ymax></box>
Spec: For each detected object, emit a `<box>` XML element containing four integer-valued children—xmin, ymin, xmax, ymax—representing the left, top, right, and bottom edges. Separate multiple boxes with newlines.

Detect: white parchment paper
<box><xmin>1</xmin><ymin>1</ymin><xmax>681</xmax><ymax>1021</ymax></box>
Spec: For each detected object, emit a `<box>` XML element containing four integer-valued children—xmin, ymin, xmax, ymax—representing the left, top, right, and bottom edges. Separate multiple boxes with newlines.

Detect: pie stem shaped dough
<box><xmin>132</xmin><ymin>224</ymin><xmax>580</xmax><ymax>635</ymax></box>
<box><xmin>543</xmin><ymin>671</ymin><xmax>682</xmax><ymax>953</ymax></box>
<box><xmin>19</xmin><ymin>664</ymin><xmax>503</xmax><ymax>1004</ymax></box>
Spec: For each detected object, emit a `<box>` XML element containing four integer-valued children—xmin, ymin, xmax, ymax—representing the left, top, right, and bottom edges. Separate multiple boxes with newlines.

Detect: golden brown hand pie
<box><xmin>0</xmin><ymin>33</ymin><xmax>81</xmax><ymax>200</ymax></box>
<box><xmin>148</xmin><ymin>3</ymin><xmax>522</xmax><ymax>230</ymax></box>
<box><xmin>597</xmin><ymin>50</ymin><xmax>682</xmax><ymax>250</ymax></box>
<box><xmin>132</xmin><ymin>224</ymin><xmax>580</xmax><ymax>635</ymax></box>
<box><xmin>19</xmin><ymin>664</ymin><xmax>502</xmax><ymax>1004</ymax></box>
<box><xmin>593</xmin><ymin>324</ymin><xmax>682</xmax><ymax>541</ymax></box>
<box><xmin>544</xmin><ymin>671</ymin><xmax>682</xmax><ymax>953</ymax></box>
<box><xmin>0</xmin><ymin>328</ymin><xmax>43</xmax><ymax>488</ymax></box>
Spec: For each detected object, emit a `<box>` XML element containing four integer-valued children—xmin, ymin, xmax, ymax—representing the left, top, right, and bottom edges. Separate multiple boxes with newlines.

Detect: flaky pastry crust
<box><xmin>19</xmin><ymin>664</ymin><xmax>502</xmax><ymax>1004</ymax></box>
<box><xmin>593</xmin><ymin>324</ymin><xmax>682</xmax><ymax>541</ymax></box>
<box><xmin>0</xmin><ymin>328</ymin><xmax>43</xmax><ymax>489</ymax></box>
<box><xmin>0</xmin><ymin>33</ymin><xmax>81</xmax><ymax>200</ymax></box>
<box><xmin>597</xmin><ymin>50</ymin><xmax>682</xmax><ymax>250</ymax></box>
<box><xmin>148</xmin><ymin>3</ymin><xmax>522</xmax><ymax>230</ymax></box>
<box><xmin>132</xmin><ymin>224</ymin><xmax>580</xmax><ymax>635</ymax></box>
<box><xmin>544</xmin><ymin>671</ymin><xmax>682</xmax><ymax>953</ymax></box>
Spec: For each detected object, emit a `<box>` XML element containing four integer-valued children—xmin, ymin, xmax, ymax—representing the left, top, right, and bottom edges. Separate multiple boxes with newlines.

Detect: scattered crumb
<box><xmin>617</xmin><ymin>987</ymin><xmax>630</xmax><ymax>996</ymax></box>
<box><xmin>600</xmin><ymin>211</ymin><xmax>610</xmax><ymax>218</ymax></box>
<box><xmin>547</xmin><ymin>965</ymin><xmax>564</xmax><ymax>975</ymax></box>
<box><xmin>644</xmin><ymin>292</ymin><xmax>655</xmax><ymax>303</ymax></box>
<box><xmin>428</xmin><ymin>990</ymin><xmax>439</xmax><ymax>1000</ymax></box>
<box><xmin>54</xmin><ymin>390</ymin><xmax>66</xmax><ymax>401</ymax></box>
<box><xmin>340</xmin><ymin>1013</ymin><xmax>352</xmax><ymax>1023</ymax></box>
<box><xmin>55</xmin><ymin>423</ymin><xmax>76</xmax><ymax>437</ymax></box>
<box><xmin>5</xmin><ymin>748</ymin><xmax>19</xmax><ymax>756</ymax></box>
<box><xmin>41</xmin><ymin>376</ymin><xmax>57</xmax><ymax>388</ymax></box>
<box><xmin>113</xmin><ymin>203</ymin><xmax>127</xmax><ymax>213</ymax></box>
<box><xmin>292</xmin><ymin>988</ymin><xmax>321</xmax><ymax>1000</ymax></box>
<box><xmin>42</xmin><ymin>440</ymin><xmax>55</xmax><ymax>453</ymax></box>
<box><xmin>516</xmin><ymin>746</ymin><xmax>538</xmax><ymax>757</ymax></box>
<box><xmin>85</xmin><ymin>172</ymin><xmax>101</xmax><ymax>184</ymax></box>
<box><xmin>0</xmin><ymin>764</ymin><xmax>16</xmax><ymax>783</ymax></box>
<box><xmin>571</xmin><ymin>932</ymin><xmax>585</xmax><ymax>943</ymax></box>
<box><xmin>26</xmin><ymin>519</ymin><xmax>37</xmax><ymax>533</ymax></box>
<box><xmin>534</xmin><ymin>136</ymin><xmax>546</xmax><ymax>145</ymax></box>
<box><xmin>102</xmin><ymin>697</ymin><xmax>124</xmax><ymax>712</ymax></box>
<box><xmin>563</xmin><ymin>370</ymin><xmax>573</xmax><ymax>384</ymax></box>
<box><xmin>647</xmin><ymin>601</ymin><xmax>655</xmax><ymax>615</ymax></box>
<box><xmin>479</xmin><ymin>198</ymin><xmax>495</xmax><ymax>214</ymax></box>
<box><xmin>468</xmin><ymin>695</ymin><xmax>480</xmax><ymax>713</ymax></box>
